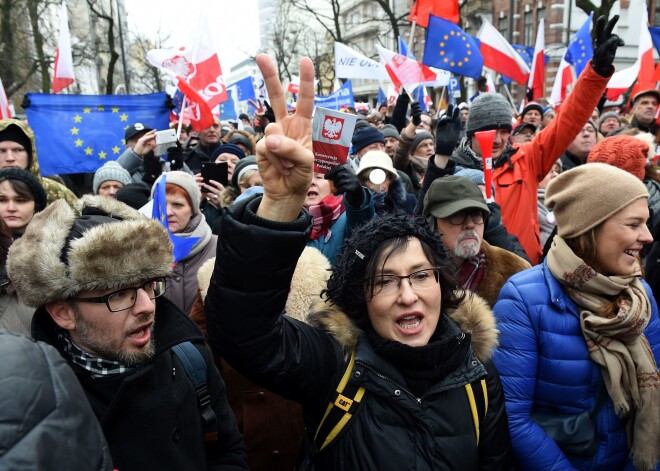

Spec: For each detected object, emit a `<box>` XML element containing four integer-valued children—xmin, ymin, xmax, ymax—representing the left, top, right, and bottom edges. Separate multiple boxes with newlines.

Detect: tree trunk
<box><xmin>26</xmin><ymin>0</ymin><xmax>50</xmax><ymax>92</ymax></box>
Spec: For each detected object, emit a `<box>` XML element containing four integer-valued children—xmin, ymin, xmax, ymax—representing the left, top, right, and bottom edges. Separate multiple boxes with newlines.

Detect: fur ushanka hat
<box><xmin>7</xmin><ymin>195</ymin><xmax>173</xmax><ymax>307</ymax></box>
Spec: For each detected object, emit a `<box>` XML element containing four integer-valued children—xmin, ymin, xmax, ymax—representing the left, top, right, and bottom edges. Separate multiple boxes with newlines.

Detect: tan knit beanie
<box><xmin>586</xmin><ymin>135</ymin><xmax>648</xmax><ymax>181</ymax></box>
<box><xmin>546</xmin><ymin>163</ymin><xmax>649</xmax><ymax>238</ymax></box>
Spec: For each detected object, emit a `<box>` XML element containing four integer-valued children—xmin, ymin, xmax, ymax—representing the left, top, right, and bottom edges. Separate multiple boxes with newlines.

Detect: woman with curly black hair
<box><xmin>205</xmin><ymin>54</ymin><xmax>513</xmax><ymax>470</ymax></box>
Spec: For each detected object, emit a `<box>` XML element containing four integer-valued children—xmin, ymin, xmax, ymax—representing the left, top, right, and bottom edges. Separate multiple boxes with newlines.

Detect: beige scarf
<box><xmin>547</xmin><ymin>236</ymin><xmax>660</xmax><ymax>470</ymax></box>
<box><xmin>409</xmin><ymin>155</ymin><xmax>429</xmax><ymax>181</ymax></box>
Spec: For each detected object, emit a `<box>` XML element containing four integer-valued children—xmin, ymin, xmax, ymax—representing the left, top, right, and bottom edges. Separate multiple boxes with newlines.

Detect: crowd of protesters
<box><xmin>0</xmin><ymin>13</ymin><xmax>659</xmax><ymax>471</ymax></box>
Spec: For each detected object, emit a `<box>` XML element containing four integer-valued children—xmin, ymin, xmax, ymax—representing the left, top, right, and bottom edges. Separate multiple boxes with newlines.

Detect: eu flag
<box><xmin>25</xmin><ymin>92</ymin><xmax>170</xmax><ymax>176</ymax></box>
<box><xmin>650</xmin><ymin>27</ymin><xmax>660</xmax><ymax>56</ymax></box>
<box><xmin>228</xmin><ymin>76</ymin><xmax>257</xmax><ymax>103</ymax></box>
<box><xmin>398</xmin><ymin>36</ymin><xmax>416</xmax><ymax>59</ymax></box>
<box><xmin>377</xmin><ymin>87</ymin><xmax>386</xmax><ymax>105</ymax></box>
<box><xmin>565</xmin><ymin>13</ymin><xmax>593</xmax><ymax>78</ymax></box>
<box><xmin>423</xmin><ymin>15</ymin><xmax>483</xmax><ymax>79</ymax></box>
<box><xmin>501</xmin><ymin>45</ymin><xmax>549</xmax><ymax>84</ymax></box>
<box><xmin>218</xmin><ymin>90</ymin><xmax>237</xmax><ymax>120</ymax></box>
<box><xmin>152</xmin><ymin>176</ymin><xmax>199</xmax><ymax>264</ymax></box>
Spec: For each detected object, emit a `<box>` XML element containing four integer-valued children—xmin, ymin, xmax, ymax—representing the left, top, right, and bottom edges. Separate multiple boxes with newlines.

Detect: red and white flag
<box><xmin>147</xmin><ymin>16</ymin><xmax>227</xmax><ymax>130</ymax></box>
<box><xmin>477</xmin><ymin>19</ymin><xmax>530</xmax><ymax>85</ymax></box>
<box><xmin>408</xmin><ymin>0</ymin><xmax>459</xmax><ymax>27</ymax></box>
<box><xmin>288</xmin><ymin>76</ymin><xmax>300</xmax><ymax>95</ymax></box>
<box><xmin>527</xmin><ymin>19</ymin><xmax>545</xmax><ymax>100</ymax></box>
<box><xmin>0</xmin><ymin>76</ymin><xmax>11</xmax><ymax>119</ymax></box>
<box><xmin>376</xmin><ymin>45</ymin><xmax>437</xmax><ymax>91</ymax></box>
<box><xmin>312</xmin><ymin>107</ymin><xmax>358</xmax><ymax>174</ymax></box>
<box><xmin>52</xmin><ymin>0</ymin><xmax>75</xmax><ymax>94</ymax></box>
<box><xmin>606</xmin><ymin>9</ymin><xmax>654</xmax><ymax>101</ymax></box>
<box><xmin>550</xmin><ymin>55</ymin><xmax>574</xmax><ymax>104</ymax></box>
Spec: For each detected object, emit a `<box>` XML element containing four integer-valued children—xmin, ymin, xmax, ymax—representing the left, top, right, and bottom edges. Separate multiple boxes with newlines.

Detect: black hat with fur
<box><xmin>7</xmin><ymin>195</ymin><xmax>173</xmax><ymax>307</ymax></box>
<box><xmin>323</xmin><ymin>213</ymin><xmax>463</xmax><ymax>325</ymax></box>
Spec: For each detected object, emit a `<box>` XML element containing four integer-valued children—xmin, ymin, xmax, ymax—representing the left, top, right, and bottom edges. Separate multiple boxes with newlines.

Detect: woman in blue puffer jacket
<box><xmin>493</xmin><ymin>163</ymin><xmax>660</xmax><ymax>471</ymax></box>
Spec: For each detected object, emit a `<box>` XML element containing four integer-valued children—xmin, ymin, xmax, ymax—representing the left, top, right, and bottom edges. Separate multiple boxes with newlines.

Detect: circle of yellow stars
<box><xmin>70</xmin><ymin>105</ymin><xmax>128</xmax><ymax>160</ymax></box>
<box><xmin>438</xmin><ymin>30</ymin><xmax>472</xmax><ymax>68</ymax></box>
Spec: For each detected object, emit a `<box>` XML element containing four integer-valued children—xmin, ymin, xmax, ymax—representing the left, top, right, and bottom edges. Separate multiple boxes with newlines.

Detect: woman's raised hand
<box><xmin>255</xmin><ymin>54</ymin><xmax>315</xmax><ymax>222</ymax></box>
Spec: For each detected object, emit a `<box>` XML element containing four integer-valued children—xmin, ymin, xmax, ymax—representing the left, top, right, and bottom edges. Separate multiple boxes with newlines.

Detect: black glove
<box><xmin>410</xmin><ymin>102</ymin><xmax>422</xmax><ymax>126</ymax></box>
<box><xmin>141</xmin><ymin>153</ymin><xmax>163</xmax><ymax>185</ymax></box>
<box><xmin>166</xmin><ymin>144</ymin><xmax>184</xmax><ymax>171</ymax></box>
<box><xmin>325</xmin><ymin>165</ymin><xmax>363</xmax><ymax>207</ymax></box>
<box><xmin>435</xmin><ymin>104</ymin><xmax>461</xmax><ymax>156</ymax></box>
<box><xmin>591</xmin><ymin>15</ymin><xmax>624</xmax><ymax>77</ymax></box>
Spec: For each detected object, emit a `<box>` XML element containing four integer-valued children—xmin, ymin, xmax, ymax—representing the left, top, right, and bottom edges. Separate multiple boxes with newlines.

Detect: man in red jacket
<box><xmin>446</xmin><ymin>16</ymin><xmax>624</xmax><ymax>264</ymax></box>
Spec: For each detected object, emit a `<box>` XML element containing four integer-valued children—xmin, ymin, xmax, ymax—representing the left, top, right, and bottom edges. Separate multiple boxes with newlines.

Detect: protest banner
<box><xmin>314</xmin><ymin>81</ymin><xmax>355</xmax><ymax>110</ymax></box>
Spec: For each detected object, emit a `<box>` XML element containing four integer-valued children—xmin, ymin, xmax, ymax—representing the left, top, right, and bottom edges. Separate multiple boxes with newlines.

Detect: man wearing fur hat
<box><xmin>417</xmin><ymin>15</ymin><xmax>625</xmax><ymax>264</ymax></box>
<box><xmin>423</xmin><ymin>176</ymin><xmax>530</xmax><ymax>307</ymax></box>
<box><xmin>0</xmin><ymin>119</ymin><xmax>77</xmax><ymax>207</ymax></box>
<box><xmin>7</xmin><ymin>196</ymin><xmax>247</xmax><ymax>470</ymax></box>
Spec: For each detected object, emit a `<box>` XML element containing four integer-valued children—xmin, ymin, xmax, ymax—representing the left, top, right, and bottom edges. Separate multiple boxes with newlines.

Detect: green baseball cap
<box><xmin>423</xmin><ymin>176</ymin><xmax>490</xmax><ymax>219</ymax></box>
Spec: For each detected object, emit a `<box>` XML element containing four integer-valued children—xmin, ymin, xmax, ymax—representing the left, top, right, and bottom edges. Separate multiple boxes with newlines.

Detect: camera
<box><xmin>154</xmin><ymin>129</ymin><xmax>178</xmax><ymax>156</ymax></box>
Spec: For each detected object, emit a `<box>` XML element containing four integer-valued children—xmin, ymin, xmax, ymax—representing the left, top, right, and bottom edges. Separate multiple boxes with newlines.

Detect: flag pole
<box><xmin>176</xmin><ymin>96</ymin><xmax>187</xmax><ymax>140</ymax></box>
<box><xmin>499</xmin><ymin>77</ymin><xmax>517</xmax><ymax>109</ymax></box>
<box><xmin>438</xmin><ymin>86</ymin><xmax>447</xmax><ymax>114</ymax></box>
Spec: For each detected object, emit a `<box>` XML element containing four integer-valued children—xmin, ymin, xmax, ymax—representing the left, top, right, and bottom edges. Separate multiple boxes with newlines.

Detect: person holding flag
<box><xmin>419</xmin><ymin>15</ymin><xmax>624</xmax><ymax>265</ymax></box>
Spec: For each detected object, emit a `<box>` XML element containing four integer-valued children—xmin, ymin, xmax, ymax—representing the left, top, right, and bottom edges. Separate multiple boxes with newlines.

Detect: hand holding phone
<box><xmin>201</xmin><ymin>162</ymin><xmax>229</xmax><ymax>191</ymax></box>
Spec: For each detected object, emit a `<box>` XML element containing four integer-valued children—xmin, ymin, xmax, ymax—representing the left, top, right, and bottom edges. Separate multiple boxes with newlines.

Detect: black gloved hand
<box><xmin>141</xmin><ymin>153</ymin><xmax>163</xmax><ymax>185</ymax></box>
<box><xmin>325</xmin><ymin>165</ymin><xmax>363</xmax><ymax>207</ymax></box>
<box><xmin>435</xmin><ymin>104</ymin><xmax>461</xmax><ymax>156</ymax></box>
<box><xmin>166</xmin><ymin>144</ymin><xmax>184</xmax><ymax>171</ymax></box>
<box><xmin>410</xmin><ymin>102</ymin><xmax>422</xmax><ymax>126</ymax></box>
<box><xmin>591</xmin><ymin>15</ymin><xmax>624</xmax><ymax>77</ymax></box>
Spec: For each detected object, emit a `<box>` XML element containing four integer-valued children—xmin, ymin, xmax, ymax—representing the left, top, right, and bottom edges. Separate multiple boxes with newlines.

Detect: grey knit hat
<box><xmin>598</xmin><ymin>111</ymin><xmax>621</xmax><ymax>128</ymax></box>
<box><xmin>151</xmin><ymin>171</ymin><xmax>201</xmax><ymax>216</ymax></box>
<box><xmin>93</xmin><ymin>161</ymin><xmax>132</xmax><ymax>194</ymax></box>
<box><xmin>466</xmin><ymin>93</ymin><xmax>513</xmax><ymax>137</ymax></box>
<box><xmin>410</xmin><ymin>131</ymin><xmax>434</xmax><ymax>155</ymax></box>
<box><xmin>380</xmin><ymin>124</ymin><xmax>399</xmax><ymax>140</ymax></box>
<box><xmin>545</xmin><ymin>163</ymin><xmax>648</xmax><ymax>238</ymax></box>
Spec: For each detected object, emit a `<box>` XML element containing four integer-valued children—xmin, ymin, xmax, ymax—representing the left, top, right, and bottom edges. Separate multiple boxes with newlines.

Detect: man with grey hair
<box><xmin>7</xmin><ymin>196</ymin><xmax>247</xmax><ymax>471</ymax></box>
<box><xmin>423</xmin><ymin>176</ymin><xmax>529</xmax><ymax>307</ymax></box>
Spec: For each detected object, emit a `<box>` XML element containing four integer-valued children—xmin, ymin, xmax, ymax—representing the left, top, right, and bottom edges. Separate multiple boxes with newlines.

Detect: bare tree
<box><xmin>575</xmin><ymin>0</ymin><xmax>618</xmax><ymax>24</ymax></box>
<box><xmin>267</xmin><ymin>0</ymin><xmax>303</xmax><ymax>82</ymax></box>
<box><xmin>289</xmin><ymin>0</ymin><xmax>343</xmax><ymax>43</ymax></box>
<box><xmin>126</xmin><ymin>31</ymin><xmax>171</xmax><ymax>93</ymax></box>
<box><xmin>86</xmin><ymin>0</ymin><xmax>120</xmax><ymax>94</ymax></box>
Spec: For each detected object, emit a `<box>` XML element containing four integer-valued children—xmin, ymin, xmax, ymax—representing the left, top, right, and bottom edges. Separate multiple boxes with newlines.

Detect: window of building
<box><xmin>524</xmin><ymin>10</ymin><xmax>533</xmax><ymax>46</ymax></box>
<box><xmin>499</xmin><ymin>15</ymin><xmax>508</xmax><ymax>40</ymax></box>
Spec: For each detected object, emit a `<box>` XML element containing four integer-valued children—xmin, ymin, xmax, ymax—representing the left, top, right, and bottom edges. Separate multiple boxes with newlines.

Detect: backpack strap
<box><xmin>314</xmin><ymin>351</ymin><xmax>366</xmax><ymax>452</ymax></box>
<box><xmin>172</xmin><ymin>341</ymin><xmax>218</xmax><ymax>441</ymax></box>
<box><xmin>464</xmin><ymin>378</ymin><xmax>488</xmax><ymax>446</ymax></box>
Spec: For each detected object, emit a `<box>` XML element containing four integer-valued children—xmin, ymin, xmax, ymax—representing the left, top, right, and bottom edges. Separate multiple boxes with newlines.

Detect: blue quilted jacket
<box><xmin>492</xmin><ymin>261</ymin><xmax>660</xmax><ymax>471</ymax></box>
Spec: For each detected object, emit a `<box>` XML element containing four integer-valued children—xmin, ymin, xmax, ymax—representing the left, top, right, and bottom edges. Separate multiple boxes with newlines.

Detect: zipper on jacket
<box><xmin>355</xmin><ymin>360</ymin><xmax>422</xmax><ymax>405</ymax></box>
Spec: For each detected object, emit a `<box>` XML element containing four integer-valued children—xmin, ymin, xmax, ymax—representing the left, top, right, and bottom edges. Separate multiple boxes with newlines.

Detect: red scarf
<box><xmin>457</xmin><ymin>251</ymin><xmax>486</xmax><ymax>292</ymax></box>
<box><xmin>307</xmin><ymin>194</ymin><xmax>345</xmax><ymax>241</ymax></box>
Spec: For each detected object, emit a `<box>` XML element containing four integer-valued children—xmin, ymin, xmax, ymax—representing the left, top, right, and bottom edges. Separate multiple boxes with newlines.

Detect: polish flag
<box><xmin>52</xmin><ymin>0</ymin><xmax>75</xmax><ymax>94</ymax></box>
<box><xmin>408</xmin><ymin>0</ymin><xmax>459</xmax><ymax>27</ymax></box>
<box><xmin>288</xmin><ymin>76</ymin><xmax>300</xmax><ymax>94</ymax></box>
<box><xmin>527</xmin><ymin>19</ymin><xmax>545</xmax><ymax>100</ymax></box>
<box><xmin>550</xmin><ymin>55</ymin><xmax>574</xmax><ymax>104</ymax></box>
<box><xmin>147</xmin><ymin>16</ymin><xmax>227</xmax><ymax>130</ymax></box>
<box><xmin>0</xmin><ymin>76</ymin><xmax>11</xmax><ymax>119</ymax></box>
<box><xmin>376</xmin><ymin>45</ymin><xmax>437</xmax><ymax>91</ymax></box>
<box><xmin>477</xmin><ymin>19</ymin><xmax>530</xmax><ymax>85</ymax></box>
<box><xmin>606</xmin><ymin>9</ymin><xmax>653</xmax><ymax>101</ymax></box>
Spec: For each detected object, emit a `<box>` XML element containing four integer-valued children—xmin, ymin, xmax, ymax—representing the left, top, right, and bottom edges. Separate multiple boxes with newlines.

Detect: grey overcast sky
<box><xmin>124</xmin><ymin>0</ymin><xmax>260</xmax><ymax>71</ymax></box>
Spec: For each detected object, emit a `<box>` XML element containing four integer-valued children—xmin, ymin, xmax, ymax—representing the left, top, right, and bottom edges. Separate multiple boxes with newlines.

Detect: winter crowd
<box><xmin>0</xmin><ymin>14</ymin><xmax>659</xmax><ymax>471</ymax></box>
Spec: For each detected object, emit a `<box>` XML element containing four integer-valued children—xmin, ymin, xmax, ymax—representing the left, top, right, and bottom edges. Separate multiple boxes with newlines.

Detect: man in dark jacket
<box><xmin>185</xmin><ymin>118</ymin><xmax>223</xmax><ymax>174</ymax></box>
<box><xmin>7</xmin><ymin>195</ymin><xmax>247</xmax><ymax>471</ymax></box>
<box><xmin>423</xmin><ymin>176</ymin><xmax>530</xmax><ymax>307</ymax></box>
<box><xmin>628</xmin><ymin>89</ymin><xmax>659</xmax><ymax>138</ymax></box>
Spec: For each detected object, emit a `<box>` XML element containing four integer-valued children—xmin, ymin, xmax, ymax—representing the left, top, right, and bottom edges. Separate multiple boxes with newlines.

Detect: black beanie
<box><xmin>0</xmin><ymin>168</ymin><xmax>47</xmax><ymax>211</ymax></box>
<box><xmin>351</xmin><ymin>127</ymin><xmax>385</xmax><ymax>154</ymax></box>
<box><xmin>115</xmin><ymin>183</ymin><xmax>150</xmax><ymax>210</ymax></box>
<box><xmin>0</xmin><ymin>123</ymin><xmax>33</xmax><ymax>166</ymax></box>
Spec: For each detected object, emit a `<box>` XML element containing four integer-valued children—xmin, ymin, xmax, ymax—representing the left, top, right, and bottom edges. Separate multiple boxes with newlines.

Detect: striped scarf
<box><xmin>307</xmin><ymin>194</ymin><xmax>344</xmax><ymax>241</ymax></box>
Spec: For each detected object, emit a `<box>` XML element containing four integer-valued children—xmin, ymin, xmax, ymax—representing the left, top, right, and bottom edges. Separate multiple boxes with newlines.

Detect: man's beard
<box><xmin>73</xmin><ymin>305</ymin><xmax>156</xmax><ymax>366</ymax></box>
<box><xmin>454</xmin><ymin>230</ymin><xmax>482</xmax><ymax>259</ymax></box>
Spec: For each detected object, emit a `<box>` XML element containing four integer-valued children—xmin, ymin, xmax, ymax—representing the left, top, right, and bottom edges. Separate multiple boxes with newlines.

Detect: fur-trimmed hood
<box><xmin>7</xmin><ymin>195</ymin><xmax>173</xmax><ymax>307</ymax></box>
<box><xmin>197</xmin><ymin>246</ymin><xmax>331</xmax><ymax>323</ymax></box>
<box><xmin>306</xmin><ymin>292</ymin><xmax>499</xmax><ymax>362</ymax></box>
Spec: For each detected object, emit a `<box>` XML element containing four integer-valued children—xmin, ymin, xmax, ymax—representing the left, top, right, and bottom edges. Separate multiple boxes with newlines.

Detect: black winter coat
<box><xmin>32</xmin><ymin>297</ymin><xmax>247</xmax><ymax>471</ymax></box>
<box><xmin>206</xmin><ymin>196</ymin><xmax>513</xmax><ymax>470</ymax></box>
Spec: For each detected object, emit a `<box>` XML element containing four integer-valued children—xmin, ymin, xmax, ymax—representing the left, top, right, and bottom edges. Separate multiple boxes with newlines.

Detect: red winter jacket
<box><xmin>494</xmin><ymin>63</ymin><xmax>609</xmax><ymax>264</ymax></box>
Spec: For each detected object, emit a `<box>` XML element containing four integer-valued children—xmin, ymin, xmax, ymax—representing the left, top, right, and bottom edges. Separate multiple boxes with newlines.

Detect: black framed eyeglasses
<box><xmin>446</xmin><ymin>210</ymin><xmax>486</xmax><ymax>226</ymax></box>
<box><xmin>73</xmin><ymin>278</ymin><xmax>166</xmax><ymax>312</ymax></box>
<box><xmin>370</xmin><ymin>268</ymin><xmax>441</xmax><ymax>296</ymax></box>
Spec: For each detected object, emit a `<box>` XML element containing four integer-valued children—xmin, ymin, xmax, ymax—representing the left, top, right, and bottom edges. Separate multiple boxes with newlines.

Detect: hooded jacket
<box><xmin>476</xmin><ymin>240</ymin><xmax>530</xmax><ymax>308</ymax></box>
<box><xmin>449</xmin><ymin>64</ymin><xmax>610</xmax><ymax>264</ymax></box>
<box><xmin>493</xmin><ymin>262</ymin><xmax>660</xmax><ymax>470</ymax></box>
<box><xmin>0</xmin><ymin>120</ymin><xmax>77</xmax><ymax>207</ymax></box>
<box><xmin>31</xmin><ymin>297</ymin><xmax>247</xmax><ymax>471</ymax></box>
<box><xmin>0</xmin><ymin>330</ymin><xmax>113</xmax><ymax>471</ymax></box>
<box><xmin>205</xmin><ymin>196</ymin><xmax>513</xmax><ymax>470</ymax></box>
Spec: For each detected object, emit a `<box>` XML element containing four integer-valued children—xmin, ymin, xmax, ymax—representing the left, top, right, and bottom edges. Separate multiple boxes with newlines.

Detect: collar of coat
<box><xmin>306</xmin><ymin>291</ymin><xmax>499</xmax><ymax>364</ymax></box>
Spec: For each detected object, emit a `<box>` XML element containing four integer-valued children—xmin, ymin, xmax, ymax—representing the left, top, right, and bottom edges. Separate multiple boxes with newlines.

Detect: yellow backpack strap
<box><xmin>464</xmin><ymin>378</ymin><xmax>488</xmax><ymax>446</ymax></box>
<box><xmin>314</xmin><ymin>351</ymin><xmax>366</xmax><ymax>452</ymax></box>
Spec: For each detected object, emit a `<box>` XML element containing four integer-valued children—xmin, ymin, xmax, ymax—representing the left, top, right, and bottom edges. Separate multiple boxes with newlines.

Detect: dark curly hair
<box><xmin>323</xmin><ymin>212</ymin><xmax>464</xmax><ymax>326</ymax></box>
